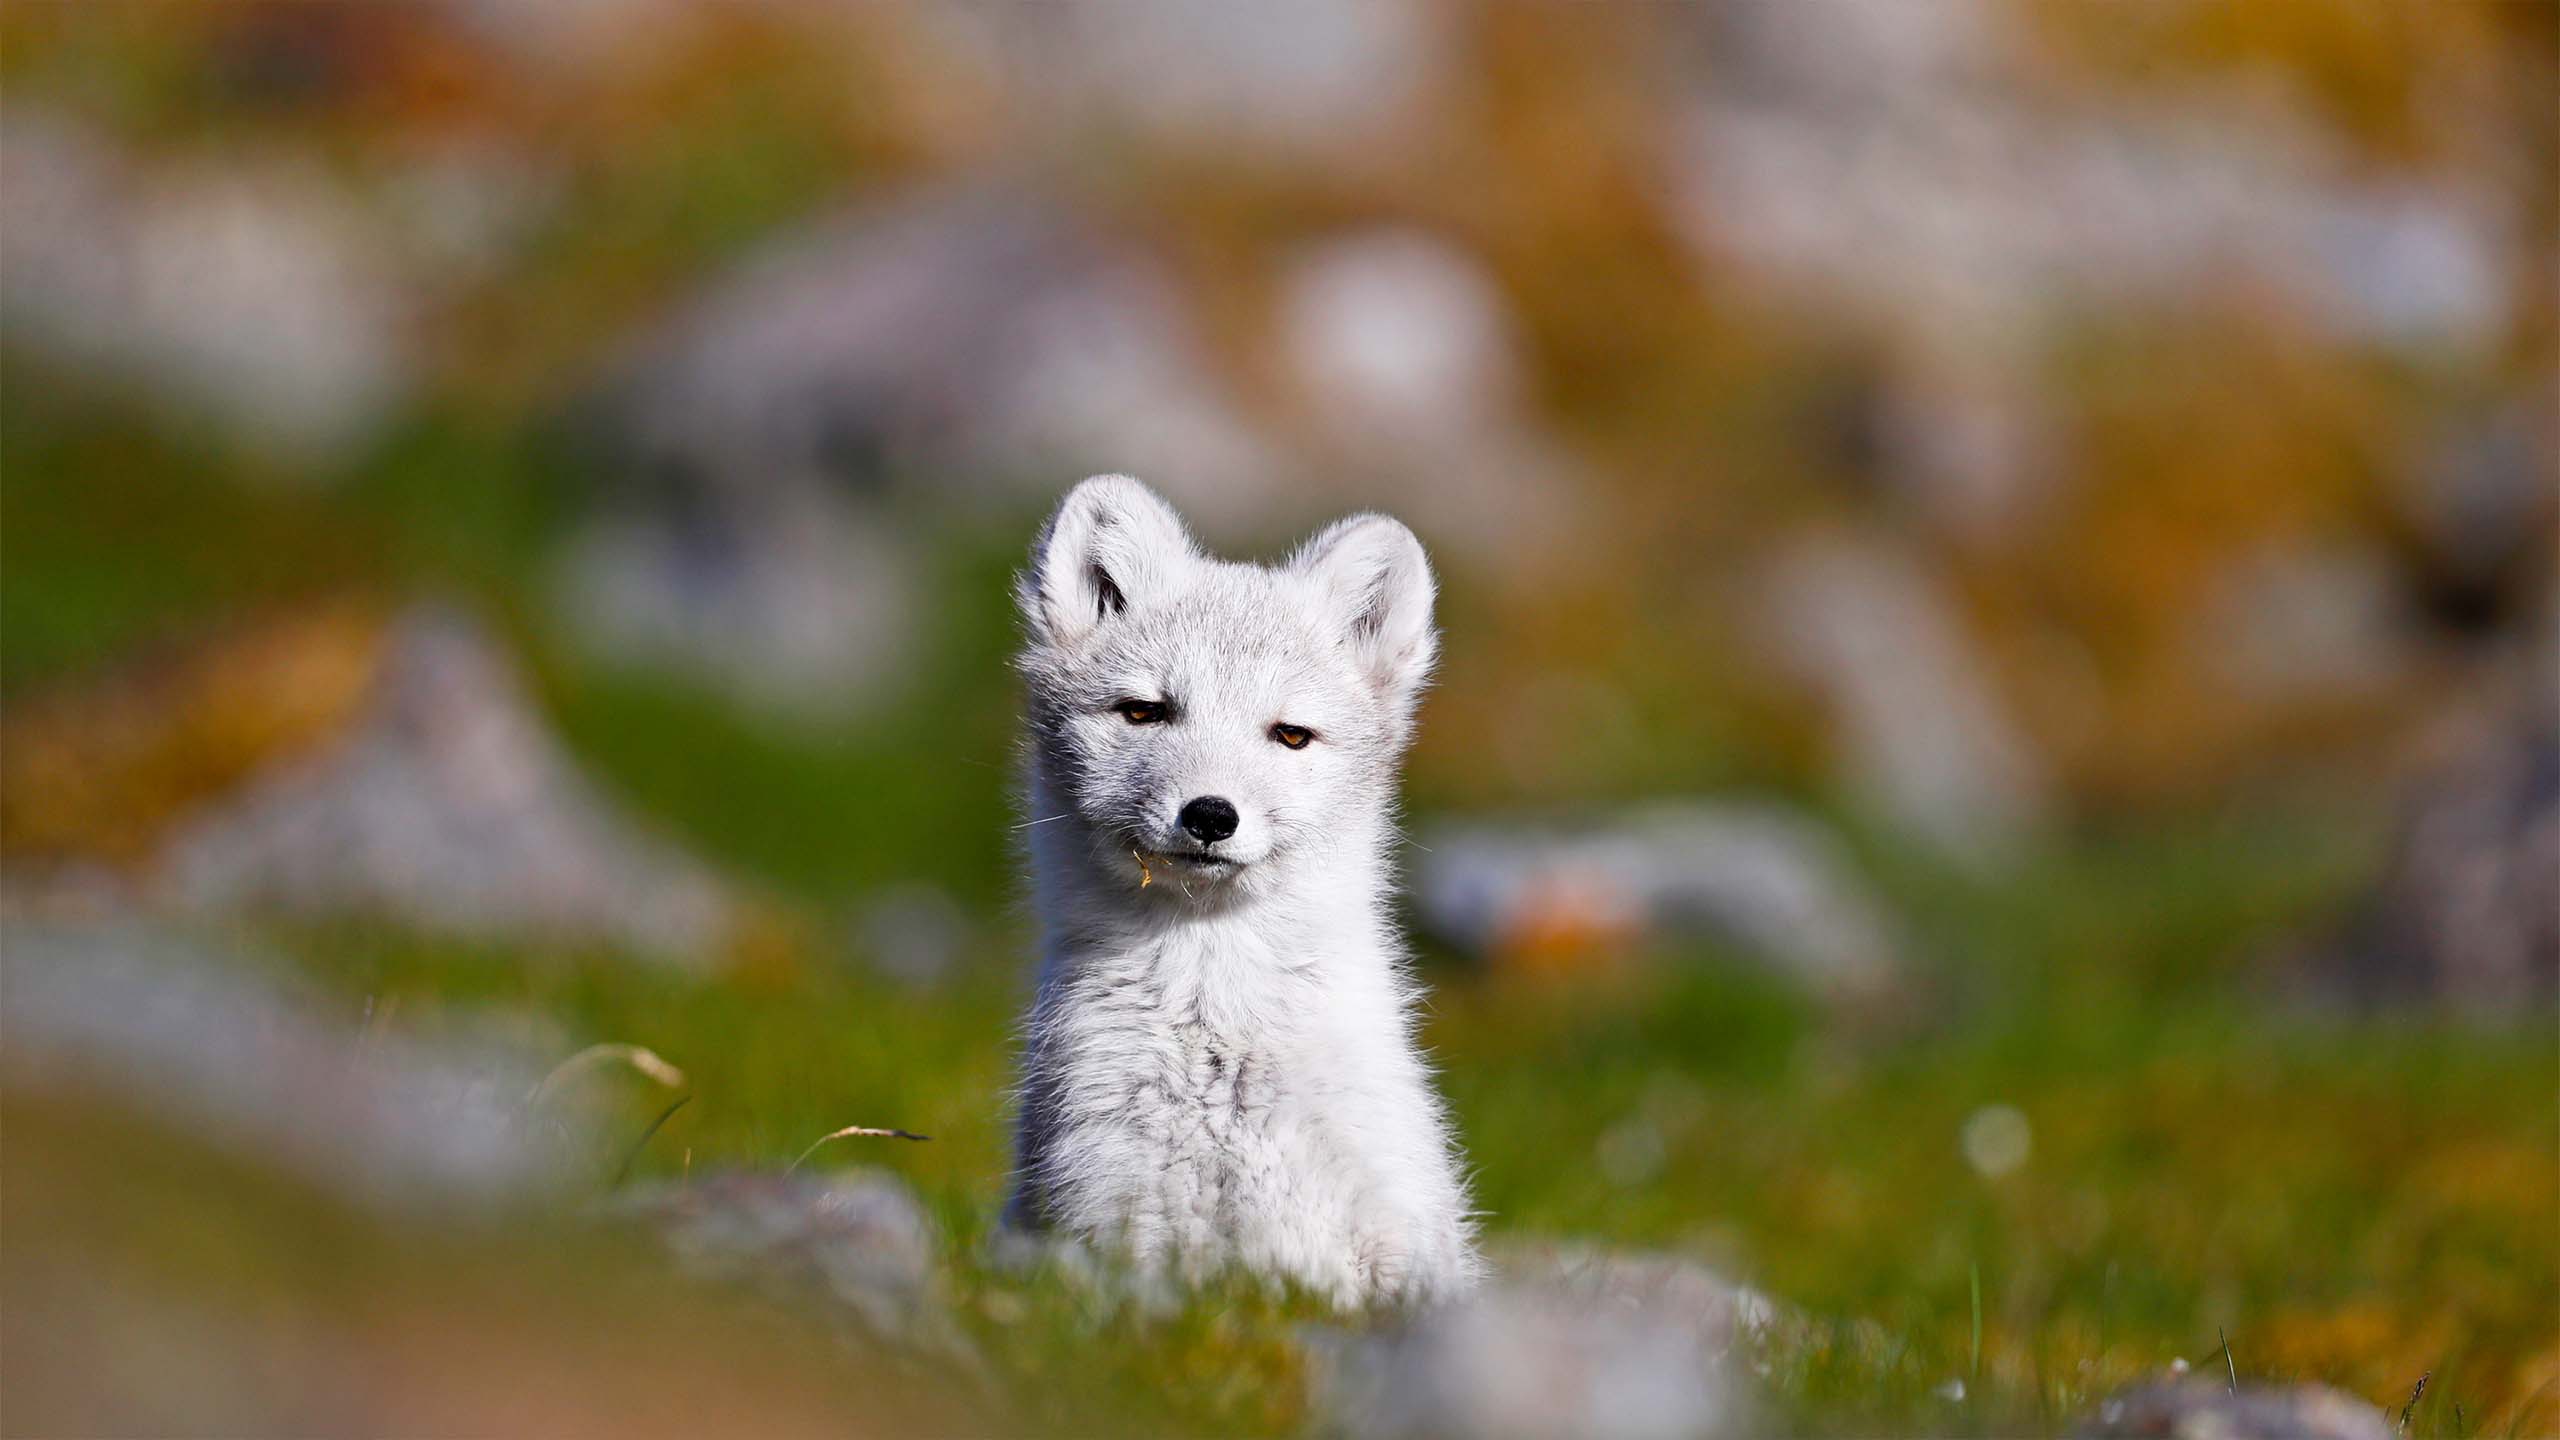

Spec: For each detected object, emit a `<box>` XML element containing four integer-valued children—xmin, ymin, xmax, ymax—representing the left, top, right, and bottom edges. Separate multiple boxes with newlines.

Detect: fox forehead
<box><xmin>1040</xmin><ymin>569</ymin><xmax>1365</xmax><ymax>717</ymax></box>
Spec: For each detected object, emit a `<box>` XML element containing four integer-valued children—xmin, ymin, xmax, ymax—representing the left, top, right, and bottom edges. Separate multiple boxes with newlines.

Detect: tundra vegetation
<box><xmin>3</xmin><ymin>4</ymin><xmax>2552</xmax><ymax>1434</ymax></box>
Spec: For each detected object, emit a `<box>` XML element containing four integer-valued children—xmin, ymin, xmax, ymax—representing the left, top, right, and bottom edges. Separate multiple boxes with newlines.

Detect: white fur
<box><xmin>1005</xmin><ymin>475</ymin><xmax>1482</xmax><ymax>1309</ymax></box>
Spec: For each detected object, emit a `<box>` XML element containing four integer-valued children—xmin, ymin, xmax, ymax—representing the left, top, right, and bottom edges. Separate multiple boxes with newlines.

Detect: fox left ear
<box><xmin>1020</xmin><ymin>475</ymin><xmax>1197</xmax><ymax>648</ymax></box>
<box><xmin>1292</xmin><ymin>512</ymin><xmax>1438</xmax><ymax>716</ymax></box>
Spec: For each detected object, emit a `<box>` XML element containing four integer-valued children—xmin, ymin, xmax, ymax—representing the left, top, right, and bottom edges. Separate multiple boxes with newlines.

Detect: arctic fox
<box><xmin>1004</xmin><ymin>475</ymin><xmax>1482</xmax><ymax>1309</ymax></box>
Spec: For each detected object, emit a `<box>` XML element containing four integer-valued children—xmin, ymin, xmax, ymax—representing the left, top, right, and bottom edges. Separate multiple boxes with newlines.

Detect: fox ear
<box><xmin>1020</xmin><ymin>475</ymin><xmax>1197</xmax><ymax>647</ymax></box>
<box><xmin>1293</xmin><ymin>512</ymin><xmax>1438</xmax><ymax>715</ymax></box>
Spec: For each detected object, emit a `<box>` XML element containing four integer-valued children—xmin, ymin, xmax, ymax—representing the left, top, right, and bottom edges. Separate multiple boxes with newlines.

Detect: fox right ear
<box><xmin>1019</xmin><ymin>475</ymin><xmax>1197</xmax><ymax>647</ymax></box>
<box><xmin>1291</xmin><ymin>511</ymin><xmax>1437</xmax><ymax>720</ymax></box>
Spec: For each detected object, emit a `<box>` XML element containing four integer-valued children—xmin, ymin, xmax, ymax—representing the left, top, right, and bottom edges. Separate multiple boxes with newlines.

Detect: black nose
<box><xmin>1178</xmin><ymin>796</ymin><xmax>1239</xmax><ymax>844</ymax></box>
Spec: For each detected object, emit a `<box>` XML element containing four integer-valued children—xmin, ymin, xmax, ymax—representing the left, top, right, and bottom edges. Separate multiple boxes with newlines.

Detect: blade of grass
<box><xmin>787</xmin><ymin>1123</ymin><xmax>932</xmax><ymax>1174</ymax></box>
<box><xmin>2401</xmin><ymin>1371</ymin><xmax>2429</xmax><ymax>1434</ymax></box>
<box><xmin>614</xmin><ymin>1094</ymin><xmax>692</xmax><ymax>1185</ymax></box>
<box><xmin>530</xmin><ymin>1043</ymin><xmax>687</xmax><ymax>1104</ymax></box>
<box><xmin>1969</xmin><ymin>1262</ymin><xmax>1983</xmax><ymax>1386</ymax></box>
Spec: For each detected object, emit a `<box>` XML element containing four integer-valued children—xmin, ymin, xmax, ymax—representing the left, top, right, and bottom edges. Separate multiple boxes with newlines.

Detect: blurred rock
<box><xmin>2202</xmin><ymin>543</ymin><xmax>2409</xmax><ymax>702</ymax></box>
<box><xmin>1313</xmin><ymin>1243</ymin><xmax>1769</xmax><ymax>1440</ymax></box>
<box><xmin>953</xmin><ymin>0</ymin><xmax>1449</xmax><ymax>161</ymax></box>
<box><xmin>978</xmin><ymin>1223</ymin><xmax>1167</xmax><ymax>1312</ymax></box>
<box><xmin>568</xmin><ymin>183</ymin><xmax>1279</xmax><ymax>714</ymax></box>
<box><xmin>1276</xmin><ymin>228</ymin><xmax>1580</xmax><ymax>557</ymax></box>
<box><xmin>1645</xmin><ymin>3</ymin><xmax>2539</xmax><ymax>802</ymax></box>
<box><xmin>1494</xmin><ymin>1241</ymin><xmax>1785</xmax><ymax>1345</ymax></box>
<box><xmin>0</xmin><ymin>109</ymin><xmax>413</xmax><ymax>462</ymax></box>
<box><xmin>569</xmin><ymin>194</ymin><xmax>1594</xmax><ymax>723</ymax></box>
<box><xmin>982</xmin><ymin>262</ymin><xmax>1283</xmax><ymax>530</ymax></box>
<box><xmin>379</xmin><ymin>139</ymin><xmax>561</xmax><ymax>294</ymax></box>
<box><xmin>152</xmin><ymin>605</ymin><xmax>735</xmax><ymax>961</ymax></box>
<box><xmin>588</xmin><ymin>182</ymin><xmax>1274</xmax><ymax>521</ymax></box>
<box><xmin>612</xmin><ymin>1170</ymin><xmax>967</xmax><ymax>1358</ymax></box>
<box><xmin>1857</xmin><ymin>354</ymin><xmax>2057</xmax><ymax>550</ymax></box>
<box><xmin>1416</xmin><ymin>803</ymin><xmax>1902</xmax><ymax>1001</ymax></box>
<box><xmin>550</xmin><ymin>485</ymin><xmax>916</xmax><ymax>723</ymax></box>
<box><xmin>851</xmin><ymin>883</ymin><xmax>972</xmax><ymax>989</ymax></box>
<box><xmin>1702</xmin><ymin>0</ymin><xmax>1996</xmax><ymax>95</ymax></box>
<box><xmin>2072</xmin><ymin>1378</ymin><xmax>2393</xmax><ymax>1440</ymax></box>
<box><xmin>447</xmin><ymin>0</ymin><xmax>696</xmax><ymax>73</ymax></box>
<box><xmin>2312</xmin><ymin>697</ymin><xmax>2557</xmax><ymax>1016</ymax></box>
<box><xmin>1668</xmin><ymin>1</ymin><xmax>2515</xmax><ymax>357</ymax></box>
<box><xmin>1764</xmin><ymin>536</ymin><xmax>2050</xmax><ymax>863</ymax></box>
<box><xmin>1281</xmin><ymin>230</ymin><xmax>1524</xmax><ymax>446</ymax></box>
<box><xmin>1</xmin><ymin>920</ymin><xmax>578</xmax><ymax>1207</ymax></box>
<box><xmin>2397</xmin><ymin>400</ymin><xmax>2558</xmax><ymax>642</ymax></box>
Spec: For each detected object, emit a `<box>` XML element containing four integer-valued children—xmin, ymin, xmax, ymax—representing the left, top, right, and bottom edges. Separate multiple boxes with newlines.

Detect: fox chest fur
<box><xmin>1010</xmin><ymin>912</ymin><xmax>1474</xmax><ymax>1307</ymax></box>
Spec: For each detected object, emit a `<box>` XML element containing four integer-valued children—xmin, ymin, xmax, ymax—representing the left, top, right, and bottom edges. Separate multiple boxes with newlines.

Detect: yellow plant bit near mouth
<box><xmin>1133</xmin><ymin>848</ymin><xmax>1153</xmax><ymax>888</ymax></box>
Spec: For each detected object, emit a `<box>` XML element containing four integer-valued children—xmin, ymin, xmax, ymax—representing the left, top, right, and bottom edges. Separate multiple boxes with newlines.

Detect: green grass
<box><xmin>221</xmin><ymin>812</ymin><xmax>2555</xmax><ymax>1438</ymax></box>
<box><xmin>530</xmin><ymin>530</ymin><xmax>1035</xmax><ymax>910</ymax></box>
<box><xmin>6</xmin><ymin>365</ymin><xmax>2553</xmax><ymax>1431</ymax></box>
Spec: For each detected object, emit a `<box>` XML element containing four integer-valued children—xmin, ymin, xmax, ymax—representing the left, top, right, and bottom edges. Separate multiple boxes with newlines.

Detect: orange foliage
<box><xmin>1</xmin><ymin>603</ymin><xmax>385</xmax><ymax>866</ymax></box>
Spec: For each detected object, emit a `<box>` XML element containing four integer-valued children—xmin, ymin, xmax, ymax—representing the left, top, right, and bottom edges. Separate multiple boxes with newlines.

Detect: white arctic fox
<box><xmin>1004</xmin><ymin>475</ymin><xmax>1482</xmax><ymax>1308</ymax></box>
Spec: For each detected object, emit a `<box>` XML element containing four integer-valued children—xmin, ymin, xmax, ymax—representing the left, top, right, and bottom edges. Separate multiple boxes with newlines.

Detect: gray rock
<box><xmin>977</xmin><ymin>1224</ymin><xmax>1193</xmax><ymax>1321</ymax></box>
<box><xmin>1667</xmin><ymin>2</ymin><xmax>2514</xmax><ymax>357</ymax></box>
<box><xmin>1762</xmin><ymin>535</ymin><xmax>2049</xmax><ymax>864</ymax></box>
<box><xmin>1</xmin><ymin>920</ymin><xmax>578</xmax><ymax>1207</ymax></box>
<box><xmin>377</xmin><ymin>139</ymin><xmax>561</xmax><ymax>294</ymax></box>
<box><xmin>563</xmin><ymin>183</ymin><xmax>1281</xmax><ymax>714</ymax></box>
<box><xmin>2315</xmin><ymin>697</ymin><xmax>2558</xmax><ymax>1015</ymax></box>
<box><xmin>2399</xmin><ymin>400</ymin><xmax>2557</xmax><ymax>639</ymax></box>
<box><xmin>2201</xmin><ymin>543</ymin><xmax>2409</xmax><ymax>702</ymax></box>
<box><xmin>1313</xmin><ymin>1244</ymin><xmax>1771</xmax><ymax>1440</ymax></box>
<box><xmin>940</xmin><ymin>0</ymin><xmax>1451</xmax><ymax>160</ymax></box>
<box><xmin>1278</xmin><ymin>229</ymin><xmax>1525</xmax><ymax>448</ymax></box>
<box><xmin>2072</xmin><ymin>1379</ymin><xmax>2394</xmax><ymax>1440</ymax></box>
<box><xmin>1416</xmin><ymin>803</ymin><xmax>1903</xmax><ymax>1001</ymax></box>
<box><xmin>612</xmin><ymin>1170</ymin><xmax>963</xmax><ymax>1356</ymax></box>
<box><xmin>1274</xmin><ymin>228</ymin><xmax>1582</xmax><ymax>559</ymax></box>
<box><xmin>585</xmin><ymin>182</ymin><xmax>1275</xmax><ymax>521</ymax></box>
<box><xmin>1858</xmin><ymin>355</ymin><xmax>2056</xmax><ymax>549</ymax></box>
<box><xmin>851</xmin><ymin>883</ymin><xmax>972</xmax><ymax>989</ymax></box>
<box><xmin>446</xmin><ymin>0</ymin><xmax>693</xmax><ymax>73</ymax></box>
<box><xmin>1493</xmin><ymin>1241</ymin><xmax>1785</xmax><ymax>1348</ymax></box>
<box><xmin>155</xmin><ymin>605</ymin><xmax>734</xmax><ymax>961</ymax></box>
<box><xmin>0</xmin><ymin>109</ymin><xmax>412</xmax><ymax>462</ymax></box>
<box><xmin>549</xmin><ymin>485</ymin><xmax>916</xmax><ymax>723</ymax></box>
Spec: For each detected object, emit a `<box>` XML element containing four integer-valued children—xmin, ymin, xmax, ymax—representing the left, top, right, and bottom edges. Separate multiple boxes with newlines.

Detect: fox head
<box><xmin>1016</xmin><ymin>475</ymin><xmax>1437</xmax><ymax>903</ymax></box>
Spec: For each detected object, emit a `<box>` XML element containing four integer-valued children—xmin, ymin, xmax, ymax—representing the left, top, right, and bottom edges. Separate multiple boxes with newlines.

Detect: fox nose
<box><xmin>1178</xmin><ymin>796</ymin><xmax>1240</xmax><ymax>845</ymax></box>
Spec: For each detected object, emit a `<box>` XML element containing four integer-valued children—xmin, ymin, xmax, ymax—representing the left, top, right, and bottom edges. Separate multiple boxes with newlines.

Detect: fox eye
<box><xmin>1270</xmin><ymin>723</ymin><xmax>1314</xmax><ymax>750</ymax></box>
<box><xmin>1113</xmin><ymin>700</ymin><xmax>1166</xmax><ymax>725</ymax></box>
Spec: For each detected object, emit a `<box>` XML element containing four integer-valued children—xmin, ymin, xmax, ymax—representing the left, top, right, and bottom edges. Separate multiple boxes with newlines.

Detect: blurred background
<box><xmin>1</xmin><ymin>3</ymin><xmax>2552</xmax><ymax>1437</ymax></box>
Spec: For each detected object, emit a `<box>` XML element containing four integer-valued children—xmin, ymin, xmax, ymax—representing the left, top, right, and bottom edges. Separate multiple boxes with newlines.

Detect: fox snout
<box><xmin>1177</xmin><ymin>796</ymin><xmax>1239</xmax><ymax>844</ymax></box>
<box><xmin>1147</xmin><ymin>787</ymin><xmax>1264</xmax><ymax>867</ymax></box>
